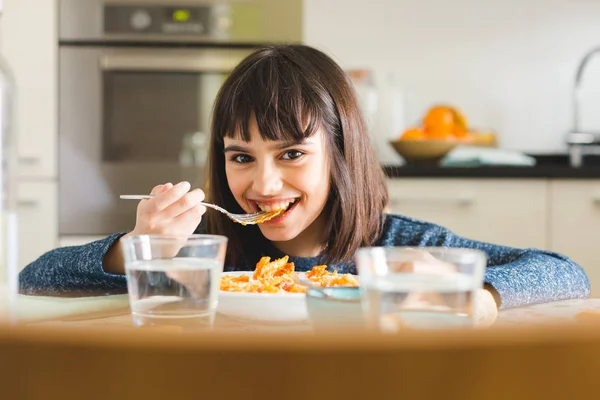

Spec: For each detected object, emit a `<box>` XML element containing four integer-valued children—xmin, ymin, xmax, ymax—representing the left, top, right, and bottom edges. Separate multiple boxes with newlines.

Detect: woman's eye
<box><xmin>231</xmin><ymin>154</ymin><xmax>253</xmax><ymax>164</ymax></box>
<box><xmin>281</xmin><ymin>150</ymin><xmax>304</xmax><ymax>161</ymax></box>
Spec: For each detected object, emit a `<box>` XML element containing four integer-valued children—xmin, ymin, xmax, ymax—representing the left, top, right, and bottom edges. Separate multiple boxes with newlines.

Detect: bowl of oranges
<box><xmin>390</xmin><ymin>105</ymin><xmax>497</xmax><ymax>164</ymax></box>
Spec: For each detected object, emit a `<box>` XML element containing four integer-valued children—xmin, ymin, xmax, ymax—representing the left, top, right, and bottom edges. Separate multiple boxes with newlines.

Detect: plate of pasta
<box><xmin>217</xmin><ymin>256</ymin><xmax>359</xmax><ymax>322</ymax></box>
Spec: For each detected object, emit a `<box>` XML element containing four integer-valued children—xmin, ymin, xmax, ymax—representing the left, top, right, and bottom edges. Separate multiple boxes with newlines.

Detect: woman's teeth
<box><xmin>256</xmin><ymin>200</ymin><xmax>295</xmax><ymax>212</ymax></box>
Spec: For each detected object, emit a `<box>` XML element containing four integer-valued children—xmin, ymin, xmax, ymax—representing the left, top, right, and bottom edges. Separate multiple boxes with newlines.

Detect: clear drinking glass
<box><xmin>0</xmin><ymin>0</ymin><xmax>18</xmax><ymax>325</ymax></box>
<box><xmin>120</xmin><ymin>234</ymin><xmax>228</xmax><ymax>328</ymax></box>
<box><xmin>356</xmin><ymin>247</ymin><xmax>486</xmax><ymax>332</ymax></box>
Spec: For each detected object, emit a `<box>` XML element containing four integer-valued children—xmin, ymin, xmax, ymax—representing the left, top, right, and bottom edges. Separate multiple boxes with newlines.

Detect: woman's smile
<box><xmin>224</xmin><ymin>116</ymin><xmax>331</xmax><ymax>256</ymax></box>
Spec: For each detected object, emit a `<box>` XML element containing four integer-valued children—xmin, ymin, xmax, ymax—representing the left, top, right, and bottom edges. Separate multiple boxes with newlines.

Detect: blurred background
<box><xmin>308</xmin><ymin>0</ymin><xmax>600</xmax><ymax>155</ymax></box>
<box><xmin>1</xmin><ymin>0</ymin><xmax>600</xmax><ymax>294</ymax></box>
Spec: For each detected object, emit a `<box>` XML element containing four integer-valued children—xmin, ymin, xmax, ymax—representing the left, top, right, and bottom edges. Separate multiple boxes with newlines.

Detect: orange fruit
<box><xmin>423</xmin><ymin>106</ymin><xmax>454</xmax><ymax>135</ymax></box>
<box><xmin>423</xmin><ymin>105</ymin><xmax>469</xmax><ymax>139</ymax></box>
<box><xmin>425</xmin><ymin>127</ymin><xmax>455</xmax><ymax>140</ymax></box>
<box><xmin>453</xmin><ymin>127</ymin><xmax>469</xmax><ymax>138</ymax></box>
<box><xmin>424</xmin><ymin>106</ymin><xmax>454</xmax><ymax>127</ymax></box>
<box><xmin>452</xmin><ymin>109</ymin><xmax>469</xmax><ymax>138</ymax></box>
<box><xmin>452</xmin><ymin>108</ymin><xmax>468</xmax><ymax>130</ymax></box>
<box><xmin>400</xmin><ymin>127</ymin><xmax>427</xmax><ymax>140</ymax></box>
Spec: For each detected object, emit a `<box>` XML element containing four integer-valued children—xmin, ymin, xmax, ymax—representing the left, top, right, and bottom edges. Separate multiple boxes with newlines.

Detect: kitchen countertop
<box><xmin>383</xmin><ymin>154</ymin><xmax>600</xmax><ymax>179</ymax></box>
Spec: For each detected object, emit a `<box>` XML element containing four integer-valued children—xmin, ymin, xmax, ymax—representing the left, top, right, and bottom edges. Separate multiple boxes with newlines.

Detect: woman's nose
<box><xmin>252</xmin><ymin>162</ymin><xmax>283</xmax><ymax>195</ymax></box>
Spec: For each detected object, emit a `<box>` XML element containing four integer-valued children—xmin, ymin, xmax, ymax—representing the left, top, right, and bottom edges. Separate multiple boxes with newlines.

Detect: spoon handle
<box><xmin>119</xmin><ymin>195</ymin><xmax>153</xmax><ymax>200</ymax></box>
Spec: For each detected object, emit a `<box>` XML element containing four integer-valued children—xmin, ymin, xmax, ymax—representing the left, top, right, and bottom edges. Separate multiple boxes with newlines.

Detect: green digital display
<box><xmin>172</xmin><ymin>9</ymin><xmax>191</xmax><ymax>22</ymax></box>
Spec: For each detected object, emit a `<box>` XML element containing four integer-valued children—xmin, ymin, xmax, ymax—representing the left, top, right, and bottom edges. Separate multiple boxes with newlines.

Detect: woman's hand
<box><xmin>102</xmin><ymin>181</ymin><xmax>206</xmax><ymax>275</ymax></box>
<box><xmin>385</xmin><ymin>248</ymin><xmax>457</xmax><ymax>275</ymax></box>
<box><xmin>473</xmin><ymin>288</ymin><xmax>498</xmax><ymax>328</ymax></box>
<box><xmin>128</xmin><ymin>181</ymin><xmax>206</xmax><ymax>237</ymax></box>
<box><xmin>379</xmin><ymin>248</ymin><xmax>499</xmax><ymax>328</ymax></box>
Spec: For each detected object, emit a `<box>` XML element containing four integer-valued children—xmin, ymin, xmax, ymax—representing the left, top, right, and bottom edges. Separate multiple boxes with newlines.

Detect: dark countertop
<box><xmin>383</xmin><ymin>154</ymin><xmax>600</xmax><ymax>179</ymax></box>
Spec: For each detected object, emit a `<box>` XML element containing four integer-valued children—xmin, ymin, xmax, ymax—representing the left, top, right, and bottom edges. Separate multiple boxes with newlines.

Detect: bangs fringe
<box><xmin>219</xmin><ymin>53</ymin><xmax>326</xmax><ymax>143</ymax></box>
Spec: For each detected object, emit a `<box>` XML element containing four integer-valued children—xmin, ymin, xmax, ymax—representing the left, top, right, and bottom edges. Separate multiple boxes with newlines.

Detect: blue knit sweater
<box><xmin>18</xmin><ymin>213</ymin><xmax>590</xmax><ymax>309</ymax></box>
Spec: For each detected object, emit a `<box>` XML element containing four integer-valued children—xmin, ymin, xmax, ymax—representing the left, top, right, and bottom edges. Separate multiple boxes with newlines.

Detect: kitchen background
<box><xmin>307</xmin><ymin>0</ymin><xmax>600</xmax><ymax>157</ymax></box>
<box><xmin>1</xmin><ymin>0</ymin><xmax>600</xmax><ymax>293</ymax></box>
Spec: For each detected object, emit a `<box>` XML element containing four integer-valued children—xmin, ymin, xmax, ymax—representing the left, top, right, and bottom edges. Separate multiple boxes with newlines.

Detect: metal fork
<box><xmin>119</xmin><ymin>195</ymin><xmax>283</xmax><ymax>225</ymax></box>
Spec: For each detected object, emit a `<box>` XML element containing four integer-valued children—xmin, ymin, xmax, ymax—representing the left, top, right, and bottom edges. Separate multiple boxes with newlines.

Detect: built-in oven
<box><xmin>58</xmin><ymin>0</ymin><xmax>301</xmax><ymax>238</ymax></box>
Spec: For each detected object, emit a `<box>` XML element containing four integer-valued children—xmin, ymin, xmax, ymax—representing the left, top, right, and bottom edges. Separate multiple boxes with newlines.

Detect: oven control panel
<box><xmin>104</xmin><ymin>5</ymin><xmax>232</xmax><ymax>36</ymax></box>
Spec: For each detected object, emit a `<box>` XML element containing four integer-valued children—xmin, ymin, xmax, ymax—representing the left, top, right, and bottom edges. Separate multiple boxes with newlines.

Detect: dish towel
<box><xmin>440</xmin><ymin>146</ymin><xmax>536</xmax><ymax>167</ymax></box>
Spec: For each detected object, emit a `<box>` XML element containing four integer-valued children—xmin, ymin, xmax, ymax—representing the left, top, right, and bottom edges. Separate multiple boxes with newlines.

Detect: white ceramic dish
<box><xmin>217</xmin><ymin>271</ymin><xmax>308</xmax><ymax>322</ymax></box>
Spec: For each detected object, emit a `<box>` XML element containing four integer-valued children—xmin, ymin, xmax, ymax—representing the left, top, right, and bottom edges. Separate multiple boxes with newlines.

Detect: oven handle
<box><xmin>99</xmin><ymin>53</ymin><xmax>242</xmax><ymax>72</ymax></box>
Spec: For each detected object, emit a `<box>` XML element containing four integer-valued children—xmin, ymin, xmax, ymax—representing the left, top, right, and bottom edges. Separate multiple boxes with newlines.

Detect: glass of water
<box><xmin>120</xmin><ymin>234</ymin><xmax>228</xmax><ymax>328</ymax></box>
<box><xmin>356</xmin><ymin>247</ymin><xmax>486</xmax><ymax>332</ymax></box>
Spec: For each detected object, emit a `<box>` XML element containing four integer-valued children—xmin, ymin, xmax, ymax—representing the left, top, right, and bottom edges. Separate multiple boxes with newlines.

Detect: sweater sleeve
<box><xmin>18</xmin><ymin>233</ymin><xmax>128</xmax><ymax>296</ymax></box>
<box><xmin>431</xmin><ymin>225</ymin><xmax>591</xmax><ymax>309</ymax></box>
<box><xmin>381</xmin><ymin>214</ymin><xmax>591</xmax><ymax>309</ymax></box>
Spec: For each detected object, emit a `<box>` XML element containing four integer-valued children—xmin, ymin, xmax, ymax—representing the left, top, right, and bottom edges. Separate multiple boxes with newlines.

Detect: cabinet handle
<box><xmin>19</xmin><ymin>156</ymin><xmax>41</xmax><ymax>165</ymax></box>
<box><xmin>17</xmin><ymin>199</ymin><xmax>39</xmax><ymax>208</ymax></box>
<box><xmin>390</xmin><ymin>196</ymin><xmax>474</xmax><ymax>207</ymax></box>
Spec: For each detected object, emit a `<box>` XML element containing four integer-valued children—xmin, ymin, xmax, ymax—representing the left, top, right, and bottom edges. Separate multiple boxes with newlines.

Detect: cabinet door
<box><xmin>386</xmin><ymin>179</ymin><xmax>548</xmax><ymax>250</ymax></box>
<box><xmin>17</xmin><ymin>182</ymin><xmax>58</xmax><ymax>270</ymax></box>
<box><xmin>0</xmin><ymin>0</ymin><xmax>57</xmax><ymax>178</ymax></box>
<box><xmin>550</xmin><ymin>180</ymin><xmax>600</xmax><ymax>296</ymax></box>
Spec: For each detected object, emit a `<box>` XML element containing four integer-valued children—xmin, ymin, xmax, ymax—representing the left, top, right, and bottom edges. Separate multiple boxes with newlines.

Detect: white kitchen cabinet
<box><xmin>0</xmin><ymin>0</ymin><xmax>57</xmax><ymax>179</ymax></box>
<box><xmin>17</xmin><ymin>181</ymin><xmax>58</xmax><ymax>270</ymax></box>
<box><xmin>550</xmin><ymin>180</ymin><xmax>600</xmax><ymax>296</ymax></box>
<box><xmin>386</xmin><ymin>178</ymin><xmax>549</xmax><ymax>250</ymax></box>
<box><xmin>0</xmin><ymin>1</ymin><xmax>59</xmax><ymax>269</ymax></box>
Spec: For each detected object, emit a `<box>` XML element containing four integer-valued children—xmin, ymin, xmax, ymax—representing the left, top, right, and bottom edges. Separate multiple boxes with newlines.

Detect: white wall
<box><xmin>303</xmin><ymin>0</ymin><xmax>600</xmax><ymax>158</ymax></box>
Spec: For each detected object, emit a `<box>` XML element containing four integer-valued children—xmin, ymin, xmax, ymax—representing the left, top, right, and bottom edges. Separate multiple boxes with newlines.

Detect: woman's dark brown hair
<box><xmin>205</xmin><ymin>44</ymin><xmax>388</xmax><ymax>266</ymax></box>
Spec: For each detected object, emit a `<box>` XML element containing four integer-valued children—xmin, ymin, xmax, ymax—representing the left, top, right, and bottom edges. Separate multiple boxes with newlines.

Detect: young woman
<box><xmin>19</xmin><ymin>44</ymin><xmax>590</xmax><ymax>310</ymax></box>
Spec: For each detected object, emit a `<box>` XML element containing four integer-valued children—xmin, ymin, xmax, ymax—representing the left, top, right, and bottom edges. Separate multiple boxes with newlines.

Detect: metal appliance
<box><xmin>567</xmin><ymin>45</ymin><xmax>600</xmax><ymax>167</ymax></box>
<box><xmin>58</xmin><ymin>0</ymin><xmax>302</xmax><ymax>238</ymax></box>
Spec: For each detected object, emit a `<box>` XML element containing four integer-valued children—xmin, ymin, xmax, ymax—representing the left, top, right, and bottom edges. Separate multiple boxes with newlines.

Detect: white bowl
<box><xmin>217</xmin><ymin>271</ymin><xmax>308</xmax><ymax>322</ymax></box>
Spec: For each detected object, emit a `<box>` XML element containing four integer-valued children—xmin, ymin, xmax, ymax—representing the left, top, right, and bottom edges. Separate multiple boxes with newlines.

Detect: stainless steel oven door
<box><xmin>59</xmin><ymin>46</ymin><xmax>251</xmax><ymax>235</ymax></box>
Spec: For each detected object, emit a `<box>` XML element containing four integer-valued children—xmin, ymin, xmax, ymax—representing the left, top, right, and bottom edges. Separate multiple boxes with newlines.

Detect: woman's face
<box><xmin>224</xmin><ymin>116</ymin><xmax>331</xmax><ymax>245</ymax></box>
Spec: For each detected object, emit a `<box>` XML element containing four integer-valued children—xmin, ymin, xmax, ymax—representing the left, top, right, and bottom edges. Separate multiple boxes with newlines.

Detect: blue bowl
<box><xmin>305</xmin><ymin>286</ymin><xmax>365</xmax><ymax>331</ymax></box>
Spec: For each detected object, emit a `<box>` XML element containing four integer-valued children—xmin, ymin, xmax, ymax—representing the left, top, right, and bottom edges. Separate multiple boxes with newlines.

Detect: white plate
<box><xmin>217</xmin><ymin>271</ymin><xmax>307</xmax><ymax>322</ymax></box>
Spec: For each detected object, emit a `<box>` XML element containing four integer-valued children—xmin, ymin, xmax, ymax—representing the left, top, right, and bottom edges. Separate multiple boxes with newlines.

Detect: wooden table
<box><xmin>4</xmin><ymin>295</ymin><xmax>600</xmax><ymax>400</ymax></box>
<box><xmin>11</xmin><ymin>294</ymin><xmax>600</xmax><ymax>332</ymax></box>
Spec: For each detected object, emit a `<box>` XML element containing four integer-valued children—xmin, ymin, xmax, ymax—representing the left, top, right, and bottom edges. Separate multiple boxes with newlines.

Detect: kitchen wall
<box><xmin>303</xmin><ymin>0</ymin><xmax>600</xmax><ymax>160</ymax></box>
